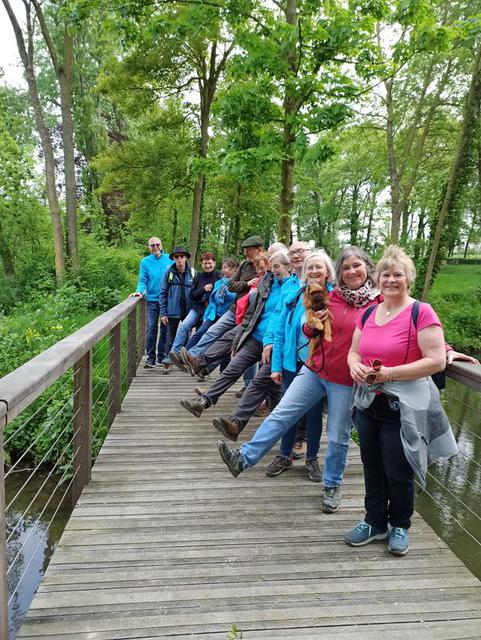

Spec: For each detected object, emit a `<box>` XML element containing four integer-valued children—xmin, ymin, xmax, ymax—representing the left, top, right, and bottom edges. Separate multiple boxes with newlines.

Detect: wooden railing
<box><xmin>0</xmin><ymin>296</ymin><xmax>145</xmax><ymax>640</ymax></box>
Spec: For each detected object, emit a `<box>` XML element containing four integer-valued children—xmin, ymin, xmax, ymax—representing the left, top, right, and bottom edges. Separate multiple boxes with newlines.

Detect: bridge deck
<box><xmin>19</xmin><ymin>364</ymin><xmax>481</xmax><ymax>639</ymax></box>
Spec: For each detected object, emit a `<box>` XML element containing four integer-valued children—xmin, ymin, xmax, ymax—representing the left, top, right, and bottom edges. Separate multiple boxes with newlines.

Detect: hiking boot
<box><xmin>144</xmin><ymin>359</ymin><xmax>156</xmax><ymax>369</ymax></box>
<box><xmin>321</xmin><ymin>486</ymin><xmax>342</xmax><ymax>513</ymax></box>
<box><xmin>169</xmin><ymin>351</ymin><xmax>187</xmax><ymax>372</ymax></box>
<box><xmin>344</xmin><ymin>520</ymin><xmax>388</xmax><ymax>547</ymax></box>
<box><xmin>305</xmin><ymin>458</ymin><xmax>322</xmax><ymax>482</ymax></box>
<box><xmin>265</xmin><ymin>455</ymin><xmax>292</xmax><ymax>477</ymax></box>
<box><xmin>217</xmin><ymin>440</ymin><xmax>244</xmax><ymax>478</ymax></box>
<box><xmin>180</xmin><ymin>347</ymin><xmax>203</xmax><ymax>377</ymax></box>
<box><xmin>193</xmin><ymin>386</ymin><xmax>207</xmax><ymax>396</ymax></box>
<box><xmin>235</xmin><ymin>385</ymin><xmax>246</xmax><ymax>399</ymax></box>
<box><xmin>180</xmin><ymin>396</ymin><xmax>208</xmax><ymax>418</ymax></box>
<box><xmin>213</xmin><ymin>417</ymin><xmax>241</xmax><ymax>443</ymax></box>
<box><xmin>254</xmin><ymin>400</ymin><xmax>270</xmax><ymax>417</ymax></box>
<box><xmin>388</xmin><ymin>527</ymin><xmax>410</xmax><ymax>556</ymax></box>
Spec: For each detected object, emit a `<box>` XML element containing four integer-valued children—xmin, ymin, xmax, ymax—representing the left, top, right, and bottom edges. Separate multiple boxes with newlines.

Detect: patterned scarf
<box><xmin>337</xmin><ymin>281</ymin><xmax>380</xmax><ymax>308</ymax></box>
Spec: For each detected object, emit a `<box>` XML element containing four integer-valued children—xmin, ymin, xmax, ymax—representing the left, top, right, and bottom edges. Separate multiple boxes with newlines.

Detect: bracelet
<box><xmin>388</xmin><ymin>367</ymin><xmax>394</xmax><ymax>383</ymax></box>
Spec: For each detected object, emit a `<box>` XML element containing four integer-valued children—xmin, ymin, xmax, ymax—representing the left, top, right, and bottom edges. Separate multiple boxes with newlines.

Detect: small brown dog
<box><xmin>303</xmin><ymin>283</ymin><xmax>333</xmax><ymax>361</ymax></box>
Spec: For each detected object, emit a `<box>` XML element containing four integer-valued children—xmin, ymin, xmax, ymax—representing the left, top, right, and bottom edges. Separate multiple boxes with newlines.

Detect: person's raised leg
<box><xmin>171</xmin><ymin>309</ymin><xmax>198</xmax><ymax>354</ymax></box>
<box><xmin>189</xmin><ymin>309</ymin><xmax>235</xmax><ymax>356</ymax></box>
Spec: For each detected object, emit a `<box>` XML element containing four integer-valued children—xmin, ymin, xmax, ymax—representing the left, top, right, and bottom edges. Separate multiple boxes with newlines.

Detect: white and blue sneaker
<box><xmin>344</xmin><ymin>520</ymin><xmax>388</xmax><ymax>547</ymax></box>
<box><xmin>388</xmin><ymin>527</ymin><xmax>410</xmax><ymax>556</ymax></box>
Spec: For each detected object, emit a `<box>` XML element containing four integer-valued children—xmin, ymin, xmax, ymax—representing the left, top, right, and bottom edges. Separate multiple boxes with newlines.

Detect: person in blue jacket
<box><xmin>130</xmin><ymin>236</ymin><xmax>173</xmax><ymax>368</ymax></box>
<box><xmin>159</xmin><ymin>246</ymin><xmax>196</xmax><ymax>367</ymax></box>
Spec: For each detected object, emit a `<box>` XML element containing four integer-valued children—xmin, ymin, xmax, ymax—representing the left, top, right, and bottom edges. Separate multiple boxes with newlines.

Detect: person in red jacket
<box><xmin>216</xmin><ymin>245</ymin><xmax>380</xmax><ymax>514</ymax></box>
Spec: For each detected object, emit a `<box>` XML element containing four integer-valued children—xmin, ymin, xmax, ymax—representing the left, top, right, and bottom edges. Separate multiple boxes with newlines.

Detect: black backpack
<box><xmin>361</xmin><ymin>301</ymin><xmax>446</xmax><ymax>390</ymax></box>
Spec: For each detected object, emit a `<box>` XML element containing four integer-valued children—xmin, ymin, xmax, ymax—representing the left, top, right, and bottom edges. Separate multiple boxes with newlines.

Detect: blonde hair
<box><xmin>269</xmin><ymin>250</ymin><xmax>289</xmax><ymax>266</ymax></box>
<box><xmin>375</xmin><ymin>245</ymin><xmax>416</xmax><ymax>287</ymax></box>
<box><xmin>301</xmin><ymin>249</ymin><xmax>335</xmax><ymax>284</ymax></box>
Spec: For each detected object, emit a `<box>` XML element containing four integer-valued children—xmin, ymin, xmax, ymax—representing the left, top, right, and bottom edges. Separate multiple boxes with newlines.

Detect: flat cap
<box><xmin>241</xmin><ymin>235</ymin><xmax>264</xmax><ymax>249</ymax></box>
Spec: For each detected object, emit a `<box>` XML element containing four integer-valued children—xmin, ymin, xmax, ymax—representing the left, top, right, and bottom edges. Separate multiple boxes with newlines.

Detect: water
<box><xmin>417</xmin><ymin>377</ymin><xmax>481</xmax><ymax>579</ymax></box>
<box><xmin>3</xmin><ymin>377</ymin><xmax>481</xmax><ymax>636</ymax></box>
<box><xmin>5</xmin><ymin>471</ymin><xmax>72</xmax><ymax>638</ymax></box>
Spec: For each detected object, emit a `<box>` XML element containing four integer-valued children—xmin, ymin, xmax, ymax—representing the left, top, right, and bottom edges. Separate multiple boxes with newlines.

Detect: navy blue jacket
<box><xmin>189</xmin><ymin>271</ymin><xmax>221</xmax><ymax>314</ymax></box>
<box><xmin>159</xmin><ymin>264</ymin><xmax>196</xmax><ymax>319</ymax></box>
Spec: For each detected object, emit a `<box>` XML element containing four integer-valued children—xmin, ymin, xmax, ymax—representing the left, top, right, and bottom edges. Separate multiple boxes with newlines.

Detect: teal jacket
<box><xmin>263</xmin><ymin>275</ymin><xmax>301</xmax><ymax>346</ymax></box>
<box><xmin>271</xmin><ymin>286</ymin><xmax>307</xmax><ymax>374</ymax></box>
<box><xmin>135</xmin><ymin>252</ymin><xmax>173</xmax><ymax>301</ymax></box>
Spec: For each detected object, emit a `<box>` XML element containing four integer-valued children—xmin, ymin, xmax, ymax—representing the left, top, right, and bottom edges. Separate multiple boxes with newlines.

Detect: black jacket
<box><xmin>189</xmin><ymin>270</ymin><xmax>221</xmax><ymax>313</ymax></box>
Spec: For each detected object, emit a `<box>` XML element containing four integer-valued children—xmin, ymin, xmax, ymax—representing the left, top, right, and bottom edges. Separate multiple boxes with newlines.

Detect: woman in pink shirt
<box><xmin>346</xmin><ymin>245</ymin><xmax>451</xmax><ymax>556</ymax></box>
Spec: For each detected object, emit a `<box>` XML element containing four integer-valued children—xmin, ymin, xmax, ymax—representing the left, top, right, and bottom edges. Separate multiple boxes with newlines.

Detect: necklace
<box><xmin>383</xmin><ymin>301</ymin><xmax>407</xmax><ymax>317</ymax></box>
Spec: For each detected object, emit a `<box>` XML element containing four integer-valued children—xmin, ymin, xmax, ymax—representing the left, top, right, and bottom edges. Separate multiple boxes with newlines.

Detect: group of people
<box><xmin>131</xmin><ymin>234</ymin><xmax>478</xmax><ymax>557</ymax></box>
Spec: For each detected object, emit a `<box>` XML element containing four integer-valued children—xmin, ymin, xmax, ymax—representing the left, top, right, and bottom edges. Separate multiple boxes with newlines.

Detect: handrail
<box><xmin>0</xmin><ymin>297</ymin><xmax>141</xmax><ymax>425</ymax></box>
<box><xmin>445</xmin><ymin>361</ymin><xmax>481</xmax><ymax>392</ymax></box>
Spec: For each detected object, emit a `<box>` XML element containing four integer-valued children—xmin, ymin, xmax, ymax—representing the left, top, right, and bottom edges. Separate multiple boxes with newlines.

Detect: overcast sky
<box><xmin>1</xmin><ymin>3</ymin><xmax>27</xmax><ymax>88</ymax></box>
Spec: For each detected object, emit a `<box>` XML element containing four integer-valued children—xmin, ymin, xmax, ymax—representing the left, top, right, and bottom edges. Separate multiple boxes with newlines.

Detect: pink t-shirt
<box><xmin>357</xmin><ymin>301</ymin><xmax>442</xmax><ymax>367</ymax></box>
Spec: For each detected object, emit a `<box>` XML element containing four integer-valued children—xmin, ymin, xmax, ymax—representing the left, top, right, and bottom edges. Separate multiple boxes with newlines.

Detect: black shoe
<box><xmin>213</xmin><ymin>417</ymin><xmax>241</xmax><ymax>443</ymax></box>
<box><xmin>144</xmin><ymin>360</ymin><xmax>156</xmax><ymax>368</ymax></box>
<box><xmin>217</xmin><ymin>440</ymin><xmax>244</xmax><ymax>477</ymax></box>
<box><xmin>180</xmin><ymin>397</ymin><xmax>208</xmax><ymax>418</ymax></box>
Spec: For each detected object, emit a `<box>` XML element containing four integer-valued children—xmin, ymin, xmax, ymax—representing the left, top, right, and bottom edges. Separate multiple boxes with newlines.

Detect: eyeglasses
<box><xmin>288</xmin><ymin>248</ymin><xmax>309</xmax><ymax>256</ymax></box>
<box><xmin>149</xmin><ymin>243</ymin><xmax>161</xmax><ymax>248</ymax></box>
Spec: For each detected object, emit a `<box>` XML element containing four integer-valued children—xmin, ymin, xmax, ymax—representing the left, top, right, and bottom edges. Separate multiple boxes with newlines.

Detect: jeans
<box><xmin>171</xmin><ymin>309</ymin><xmax>199</xmax><ymax>353</ymax></box>
<box><xmin>189</xmin><ymin>309</ymin><xmax>236</xmax><ymax>356</ymax></box>
<box><xmin>186</xmin><ymin>317</ymin><xmax>215</xmax><ymax>350</ymax></box>
<box><xmin>146</xmin><ymin>301</ymin><xmax>167</xmax><ymax>363</ymax></box>
<box><xmin>354</xmin><ymin>394</ymin><xmax>414</xmax><ymax>530</ymax></box>
<box><xmin>240</xmin><ymin>366</ymin><xmax>353</xmax><ymax>487</ymax></box>
<box><xmin>279</xmin><ymin>368</ymin><xmax>324</xmax><ymax>461</ymax></box>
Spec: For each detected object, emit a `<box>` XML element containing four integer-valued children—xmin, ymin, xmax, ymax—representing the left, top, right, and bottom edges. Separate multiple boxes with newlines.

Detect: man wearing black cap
<box><xmin>228</xmin><ymin>235</ymin><xmax>264</xmax><ymax>295</ymax></box>
<box><xmin>159</xmin><ymin>246</ymin><xmax>196</xmax><ymax>367</ymax></box>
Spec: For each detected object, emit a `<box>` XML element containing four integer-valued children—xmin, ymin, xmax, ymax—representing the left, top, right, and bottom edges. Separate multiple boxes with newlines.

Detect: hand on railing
<box><xmin>447</xmin><ymin>349</ymin><xmax>480</xmax><ymax>365</ymax></box>
<box><xmin>129</xmin><ymin>292</ymin><xmax>143</xmax><ymax>298</ymax></box>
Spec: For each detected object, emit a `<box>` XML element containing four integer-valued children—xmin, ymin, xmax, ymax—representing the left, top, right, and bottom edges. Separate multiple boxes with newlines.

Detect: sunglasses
<box><xmin>149</xmin><ymin>243</ymin><xmax>161</xmax><ymax>247</ymax></box>
<box><xmin>365</xmin><ymin>359</ymin><xmax>382</xmax><ymax>385</ymax></box>
<box><xmin>173</xmin><ymin>254</ymin><xmax>187</xmax><ymax>259</ymax></box>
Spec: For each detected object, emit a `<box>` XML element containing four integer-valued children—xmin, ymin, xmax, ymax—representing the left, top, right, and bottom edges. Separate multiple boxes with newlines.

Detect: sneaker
<box><xmin>180</xmin><ymin>397</ymin><xmax>208</xmax><ymax>418</ymax></box>
<box><xmin>321</xmin><ymin>486</ymin><xmax>342</xmax><ymax>513</ymax></box>
<box><xmin>265</xmin><ymin>455</ymin><xmax>292</xmax><ymax>477</ymax></box>
<box><xmin>180</xmin><ymin>347</ymin><xmax>203</xmax><ymax>377</ymax></box>
<box><xmin>344</xmin><ymin>520</ymin><xmax>388</xmax><ymax>547</ymax></box>
<box><xmin>193</xmin><ymin>386</ymin><xmax>207</xmax><ymax>396</ymax></box>
<box><xmin>388</xmin><ymin>527</ymin><xmax>410</xmax><ymax>556</ymax></box>
<box><xmin>169</xmin><ymin>351</ymin><xmax>187</xmax><ymax>372</ymax></box>
<box><xmin>144</xmin><ymin>359</ymin><xmax>156</xmax><ymax>369</ymax></box>
<box><xmin>161</xmin><ymin>355</ymin><xmax>172</xmax><ymax>367</ymax></box>
<box><xmin>305</xmin><ymin>458</ymin><xmax>322</xmax><ymax>482</ymax></box>
<box><xmin>213</xmin><ymin>417</ymin><xmax>241</xmax><ymax>443</ymax></box>
<box><xmin>235</xmin><ymin>385</ymin><xmax>246</xmax><ymax>399</ymax></box>
<box><xmin>217</xmin><ymin>440</ymin><xmax>244</xmax><ymax>477</ymax></box>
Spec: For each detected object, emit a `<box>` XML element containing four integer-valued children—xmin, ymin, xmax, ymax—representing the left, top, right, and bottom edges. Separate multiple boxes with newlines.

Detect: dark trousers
<box><xmin>354</xmin><ymin>394</ymin><xmax>414</xmax><ymax>530</ymax></box>
<box><xmin>146</xmin><ymin>301</ymin><xmax>167</xmax><ymax>363</ymax></box>
<box><xmin>203</xmin><ymin>337</ymin><xmax>263</xmax><ymax>406</ymax></box>
<box><xmin>198</xmin><ymin>325</ymin><xmax>240</xmax><ymax>375</ymax></box>
<box><xmin>164</xmin><ymin>318</ymin><xmax>181</xmax><ymax>356</ymax></box>
<box><xmin>231</xmin><ymin>362</ymin><xmax>283</xmax><ymax>429</ymax></box>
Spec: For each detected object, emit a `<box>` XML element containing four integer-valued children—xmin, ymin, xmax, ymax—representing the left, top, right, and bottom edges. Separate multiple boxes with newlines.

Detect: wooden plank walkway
<box><xmin>18</xmin><ymin>364</ymin><xmax>481</xmax><ymax>639</ymax></box>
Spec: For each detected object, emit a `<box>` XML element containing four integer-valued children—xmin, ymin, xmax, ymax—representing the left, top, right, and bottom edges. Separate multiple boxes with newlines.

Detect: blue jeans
<box><xmin>240</xmin><ymin>366</ymin><xmax>353</xmax><ymax>487</ymax></box>
<box><xmin>189</xmin><ymin>309</ymin><xmax>235</xmax><ymax>356</ymax></box>
<box><xmin>146</xmin><ymin>301</ymin><xmax>167</xmax><ymax>364</ymax></box>
<box><xmin>171</xmin><ymin>309</ymin><xmax>199</xmax><ymax>353</ymax></box>
<box><xmin>279</xmin><ymin>368</ymin><xmax>324</xmax><ymax>460</ymax></box>
<box><xmin>186</xmin><ymin>317</ymin><xmax>215</xmax><ymax>350</ymax></box>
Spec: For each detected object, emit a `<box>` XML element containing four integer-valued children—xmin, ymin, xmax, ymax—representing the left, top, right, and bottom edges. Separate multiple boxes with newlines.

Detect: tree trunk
<box><xmin>171</xmin><ymin>206</ymin><xmax>178</xmax><ymax>247</ymax></box>
<box><xmin>421</xmin><ymin>43</ymin><xmax>481</xmax><ymax>300</ymax></box>
<box><xmin>349</xmin><ymin>184</ymin><xmax>360</xmax><ymax>245</ymax></box>
<box><xmin>364</xmin><ymin>190</ymin><xmax>376</xmax><ymax>250</ymax></box>
<box><xmin>58</xmin><ymin>23</ymin><xmax>78</xmax><ymax>271</ymax></box>
<box><xmin>385</xmin><ymin>79</ymin><xmax>402</xmax><ymax>243</ymax></box>
<box><xmin>413</xmin><ymin>210</ymin><xmax>427</xmax><ymax>262</ymax></box>
<box><xmin>2</xmin><ymin>0</ymin><xmax>65</xmax><ymax>281</ymax></box>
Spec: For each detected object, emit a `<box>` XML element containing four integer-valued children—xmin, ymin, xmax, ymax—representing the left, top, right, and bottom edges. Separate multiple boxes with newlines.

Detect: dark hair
<box><xmin>201</xmin><ymin>251</ymin><xmax>216</xmax><ymax>262</ymax></box>
<box><xmin>222</xmin><ymin>257</ymin><xmax>239</xmax><ymax>269</ymax></box>
<box><xmin>335</xmin><ymin>245</ymin><xmax>376</xmax><ymax>287</ymax></box>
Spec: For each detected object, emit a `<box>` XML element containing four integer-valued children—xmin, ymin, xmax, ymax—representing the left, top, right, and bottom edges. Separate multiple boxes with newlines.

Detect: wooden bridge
<box><xmin>2</xmin><ymin>298</ymin><xmax>481</xmax><ymax>639</ymax></box>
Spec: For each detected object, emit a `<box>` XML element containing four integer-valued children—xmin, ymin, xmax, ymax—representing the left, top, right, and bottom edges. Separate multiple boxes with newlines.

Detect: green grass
<box><xmin>428</xmin><ymin>264</ymin><xmax>481</xmax><ymax>357</ymax></box>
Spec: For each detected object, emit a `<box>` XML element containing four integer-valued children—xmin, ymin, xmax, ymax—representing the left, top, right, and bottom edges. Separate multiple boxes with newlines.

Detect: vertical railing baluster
<box><xmin>127</xmin><ymin>308</ymin><xmax>137</xmax><ymax>390</ymax></box>
<box><xmin>109</xmin><ymin>323</ymin><xmax>122</xmax><ymax>427</ymax></box>
<box><xmin>73</xmin><ymin>351</ymin><xmax>92</xmax><ymax>504</ymax></box>
<box><xmin>138</xmin><ymin>298</ymin><xmax>146</xmax><ymax>366</ymax></box>
<box><xmin>0</xmin><ymin>417</ymin><xmax>9</xmax><ymax>640</ymax></box>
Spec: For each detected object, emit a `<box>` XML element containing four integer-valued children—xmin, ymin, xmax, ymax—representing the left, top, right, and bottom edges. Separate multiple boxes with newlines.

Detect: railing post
<box><xmin>127</xmin><ymin>308</ymin><xmax>137</xmax><ymax>389</ymax></box>
<box><xmin>109</xmin><ymin>323</ymin><xmax>122</xmax><ymax>427</ymax></box>
<box><xmin>138</xmin><ymin>298</ymin><xmax>146</xmax><ymax>366</ymax></box>
<box><xmin>0</xmin><ymin>419</ymin><xmax>9</xmax><ymax>640</ymax></box>
<box><xmin>73</xmin><ymin>350</ymin><xmax>92</xmax><ymax>504</ymax></box>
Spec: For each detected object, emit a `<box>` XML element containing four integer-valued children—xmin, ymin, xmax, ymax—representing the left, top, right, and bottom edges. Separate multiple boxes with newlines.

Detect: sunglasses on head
<box><xmin>149</xmin><ymin>243</ymin><xmax>161</xmax><ymax>247</ymax></box>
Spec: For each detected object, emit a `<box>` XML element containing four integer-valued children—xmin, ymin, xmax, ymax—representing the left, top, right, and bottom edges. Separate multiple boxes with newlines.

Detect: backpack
<box><xmin>361</xmin><ymin>301</ymin><xmax>446</xmax><ymax>390</ymax></box>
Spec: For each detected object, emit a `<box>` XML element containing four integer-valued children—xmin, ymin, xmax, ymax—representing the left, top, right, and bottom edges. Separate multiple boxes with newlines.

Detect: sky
<box><xmin>1</xmin><ymin>3</ymin><xmax>27</xmax><ymax>88</ymax></box>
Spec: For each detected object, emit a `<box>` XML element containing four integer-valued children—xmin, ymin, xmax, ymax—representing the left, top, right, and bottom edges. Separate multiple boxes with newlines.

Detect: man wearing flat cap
<box><xmin>228</xmin><ymin>235</ymin><xmax>264</xmax><ymax>295</ymax></box>
<box><xmin>159</xmin><ymin>246</ymin><xmax>196</xmax><ymax>367</ymax></box>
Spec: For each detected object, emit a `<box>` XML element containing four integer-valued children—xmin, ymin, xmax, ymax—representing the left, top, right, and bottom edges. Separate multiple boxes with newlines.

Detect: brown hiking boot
<box><xmin>180</xmin><ymin>347</ymin><xmax>203</xmax><ymax>377</ymax></box>
<box><xmin>180</xmin><ymin>396</ymin><xmax>208</xmax><ymax>418</ymax></box>
<box><xmin>254</xmin><ymin>400</ymin><xmax>270</xmax><ymax>417</ymax></box>
<box><xmin>212</xmin><ymin>417</ymin><xmax>241</xmax><ymax>443</ymax></box>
